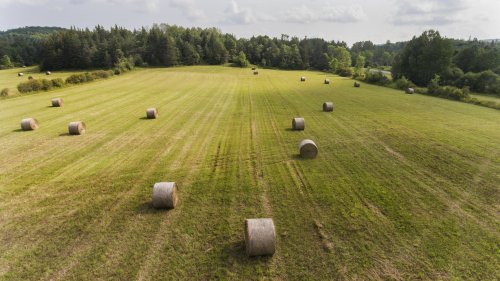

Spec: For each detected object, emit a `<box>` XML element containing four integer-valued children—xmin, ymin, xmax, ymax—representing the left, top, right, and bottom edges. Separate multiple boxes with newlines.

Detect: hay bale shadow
<box><xmin>284</xmin><ymin>128</ymin><xmax>294</xmax><ymax>132</ymax></box>
<box><xmin>139</xmin><ymin>117</ymin><xmax>151</xmax><ymax>120</ymax></box>
<box><xmin>135</xmin><ymin>201</ymin><xmax>171</xmax><ymax>215</ymax></box>
<box><xmin>59</xmin><ymin>133</ymin><xmax>71</xmax><ymax>137</ymax></box>
<box><xmin>223</xmin><ymin>240</ymin><xmax>273</xmax><ymax>263</ymax></box>
<box><xmin>12</xmin><ymin>128</ymin><xmax>24</xmax><ymax>132</ymax></box>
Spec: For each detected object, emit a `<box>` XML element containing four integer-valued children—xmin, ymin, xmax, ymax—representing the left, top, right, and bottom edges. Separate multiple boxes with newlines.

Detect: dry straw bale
<box><xmin>20</xmin><ymin>118</ymin><xmax>39</xmax><ymax>131</ymax></box>
<box><xmin>152</xmin><ymin>182</ymin><xmax>178</xmax><ymax>209</ymax></box>
<box><xmin>252</xmin><ymin>67</ymin><xmax>256</xmax><ymax>70</ymax></box>
<box><xmin>68</xmin><ymin>121</ymin><xmax>86</xmax><ymax>135</ymax></box>
<box><xmin>324</xmin><ymin>79</ymin><xmax>330</xmax><ymax>84</ymax></box>
<box><xmin>146</xmin><ymin>108</ymin><xmax>158</xmax><ymax>119</ymax></box>
<box><xmin>18</xmin><ymin>73</ymin><xmax>24</xmax><ymax>77</ymax></box>
<box><xmin>405</xmin><ymin>88</ymin><xmax>415</xmax><ymax>94</ymax></box>
<box><xmin>253</xmin><ymin>71</ymin><xmax>259</xmax><ymax>75</ymax></box>
<box><xmin>323</xmin><ymin>102</ymin><xmax>334</xmax><ymax>112</ymax></box>
<box><xmin>301</xmin><ymin>76</ymin><xmax>306</xmax><ymax>82</ymax></box>
<box><xmin>51</xmin><ymin>98</ymin><xmax>63</xmax><ymax>107</ymax></box>
<box><xmin>292</xmin><ymin>117</ymin><xmax>305</xmax><ymax>130</ymax></box>
<box><xmin>299</xmin><ymin>139</ymin><xmax>318</xmax><ymax>158</ymax></box>
<box><xmin>245</xmin><ymin>218</ymin><xmax>276</xmax><ymax>256</ymax></box>
<box><xmin>354</xmin><ymin>81</ymin><xmax>361</xmax><ymax>87</ymax></box>
<box><xmin>46</xmin><ymin>71</ymin><xmax>51</xmax><ymax>75</ymax></box>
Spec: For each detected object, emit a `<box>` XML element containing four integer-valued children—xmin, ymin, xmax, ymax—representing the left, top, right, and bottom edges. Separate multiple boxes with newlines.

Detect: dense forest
<box><xmin>1</xmin><ymin>25</ymin><xmax>499</xmax><ymax>96</ymax></box>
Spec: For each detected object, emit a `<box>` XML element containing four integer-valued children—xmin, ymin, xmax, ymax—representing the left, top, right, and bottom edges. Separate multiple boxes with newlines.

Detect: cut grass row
<box><xmin>0</xmin><ymin>66</ymin><xmax>499</xmax><ymax>280</ymax></box>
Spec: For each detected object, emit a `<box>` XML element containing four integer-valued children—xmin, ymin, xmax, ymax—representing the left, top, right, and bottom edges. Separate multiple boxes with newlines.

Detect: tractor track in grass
<box><xmin>135</xmin><ymin>75</ymin><xmax>236</xmax><ymax>281</ymax></box>
<box><xmin>44</xmin><ymin>74</ymin><xmax>229</xmax><ymax>281</ymax></box>
<box><xmin>1</xmin><ymin>71</ymin><xmax>222</xmax><ymax>281</ymax></box>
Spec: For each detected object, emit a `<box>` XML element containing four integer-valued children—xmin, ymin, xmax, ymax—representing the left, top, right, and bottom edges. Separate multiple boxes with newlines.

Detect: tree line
<box><xmin>1</xmin><ymin>25</ymin><xmax>499</xmax><ymax>96</ymax></box>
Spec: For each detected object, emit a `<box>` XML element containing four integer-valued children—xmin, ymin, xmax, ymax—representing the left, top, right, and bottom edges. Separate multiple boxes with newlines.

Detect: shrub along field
<box><xmin>0</xmin><ymin>66</ymin><xmax>498</xmax><ymax>280</ymax></box>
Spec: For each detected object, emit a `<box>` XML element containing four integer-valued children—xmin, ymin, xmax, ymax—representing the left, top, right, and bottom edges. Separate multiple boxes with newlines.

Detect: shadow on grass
<box><xmin>59</xmin><ymin>133</ymin><xmax>71</xmax><ymax>137</ymax></box>
<box><xmin>135</xmin><ymin>201</ymin><xmax>172</xmax><ymax>214</ymax></box>
<box><xmin>223</xmin><ymin>240</ymin><xmax>273</xmax><ymax>264</ymax></box>
<box><xmin>139</xmin><ymin>117</ymin><xmax>153</xmax><ymax>120</ymax></box>
<box><xmin>12</xmin><ymin>128</ymin><xmax>25</xmax><ymax>132</ymax></box>
<box><xmin>284</xmin><ymin>128</ymin><xmax>295</xmax><ymax>132</ymax></box>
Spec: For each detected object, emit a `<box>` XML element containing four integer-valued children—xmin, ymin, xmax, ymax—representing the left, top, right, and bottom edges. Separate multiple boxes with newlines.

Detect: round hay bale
<box><xmin>324</xmin><ymin>79</ymin><xmax>330</xmax><ymax>84</ymax></box>
<box><xmin>323</xmin><ymin>102</ymin><xmax>334</xmax><ymax>112</ymax></box>
<box><xmin>46</xmin><ymin>71</ymin><xmax>51</xmax><ymax>75</ymax></box>
<box><xmin>20</xmin><ymin>118</ymin><xmax>39</xmax><ymax>131</ymax></box>
<box><xmin>245</xmin><ymin>218</ymin><xmax>276</xmax><ymax>256</ymax></box>
<box><xmin>146</xmin><ymin>108</ymin><xmax>158</xmax><ymax>119</ymax></box>
<box><xmin>18</xmin><ymin>73</ymin><xmax>24</xmax><ymax>77</ymax></box>
<box><xmin>152</xmin><ymin>182</ymin><xmax>178</xmax><ymax>209</ymax></box>
<box><xmin>28</xmin><ymin>76</ymin><xmax>33</xmax><ymax>80</ymax></box>
<box><xmin>51</xmin><ymin>98</ymin><xmax>63</xmax><ymax>107</ymax></box>
<box><xmin>252</xmin><ymin>67</ymin><xmax>256</xmax><ymax>71</ymax></box>
<box><xmin>405</xmin><ymin>88</ymin><xmax>415</xmax><ymax>94</ymax></box>
<box><xmin>292</xmin><ymin>117</ymin><xmax>305</xmax><ymax>130</ymax></box>
<box><xmin>300</xmin><ymin>76</ymin><xmax>306</xmax><ymax>82</ymax></box>
<box><xmin>253</xmin><ymin>71</ymin><xmax>259</xmax><ymax>75</ymax></box>
<box><xmin>68</xmin><ymin>121</ymin><xmax>86</xmax><ymax>135</ymax></box>
<box><xmin>299</xmin><ymin>139</ymin><xmax>318</xmax><ymax>158</ymax></box>
<box><xmin>354</xmin><ymin>81</ymin><xmax>361</xmax><ymax>87</ymax></box>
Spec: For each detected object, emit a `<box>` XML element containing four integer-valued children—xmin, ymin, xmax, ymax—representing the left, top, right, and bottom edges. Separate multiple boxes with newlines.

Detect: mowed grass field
<box><xmin>0</xmin><ymin>66</ymin><xmax>499</xmax><ymax>280</ymax></box>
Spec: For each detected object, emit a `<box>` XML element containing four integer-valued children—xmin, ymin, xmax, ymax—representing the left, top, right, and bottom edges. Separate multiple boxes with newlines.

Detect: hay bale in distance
<box><xmin>51</xmin><ymin>98</ymin><xmax>63</xmax><ymax>107</ymax></box>
<box><xmin>146</xmin><ymin>108</ymin><xmax>158</xmax><ymax>119</ymax></box>
<box><xmin>354</xmin><ymin>81</ymin><xmax>361</xmax><ymax>87</ymax></box>
<box><xmin>299</xmin><ymin>139</ymin><xmax>318</xmax><ymax>158</ymax></box>
<box><xmin>292</xmin><ymin>117</ymin><xmax>305</xmax><ymax>130</ymax></box>
<box><xmin>68</xmin><ymin>121</ymin><xmax>86</xmax><ymax>135</ymax></box>
<box><xmin>324</xmin><ymin>79</ymin><xmax>330</xmax><ymax>84</ymax></box>
<box><xmin>405</xmin><ymin>88</ymin><xmax>415</xmax><ymax>94</ymax></box>
<box><xmin>323</xmin><ymin>102</ymin><xmax>334</xmax><ymax>112</ymax></box>
<box><xmin>28</xmin><ymin>76</ymin><xmax>33</xmax><ymax>80</ymax></box>
<box><xmin>245</xmin><ymin>218</ymin><xmax>276</xmax><ymax>256</ymax></box>
<box><xmin>152</xmin><ymin>182</ymin><xmax>178</xmax><ymax>209</ymax></box>
<box><xmin>253</xmin><ymin>71</ymin><xmax>259</xmax><ymax>75</ymax></box>
<box><xmin>18</xmin><ymin>73</ymin><xmax>24</xmax><ymax>77</ymax></box>
<box><xmin>46</xmin><ymin>71</ymin><xmax>51</xmax><ymax>75</ymax></box>
<box><xmin>300</xmin><ymin>76</ymin><xmax>306</xmax><ymax>82</ymax></box>
<box><xmin>20</xmin><ymin>118</ymin><xmax>39</xmax><ymax>131</ymax></box>
<box><xmin>252</xmin><ymin>67</ymin><xmax>256</xmax><ymax>70</ymax></box>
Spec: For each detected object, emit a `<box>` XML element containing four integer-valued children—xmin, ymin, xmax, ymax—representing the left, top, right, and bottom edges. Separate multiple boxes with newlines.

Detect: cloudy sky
<box><xmin>0</xmin><ymin>0</ymin><xmax>499</xmax><ymax>44</ymax></box>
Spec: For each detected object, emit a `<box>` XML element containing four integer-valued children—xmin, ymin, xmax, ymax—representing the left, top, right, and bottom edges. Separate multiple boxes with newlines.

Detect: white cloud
<box><xmin>169</xmin><ymin>0</ymin><xmax>205</xmax><ymax>21</ymax></box>
<box><xmin>281</xmin><ymin>3</ymin><xmax>366</xmax><ymax>24</ymax></box>
<box><xmin>0</xmin><ymin>0</ymin><xmax>47</xmax><ymax>6</ymax></box>
<box><xmin>224</xmin><ymin>0</ymin><xmax>256</xmax><ymax>25</ymax></box>
<box><xmin>391</xmin><ymin>0</ymin><xmax>471</xmax><ymax>25</ymax></box>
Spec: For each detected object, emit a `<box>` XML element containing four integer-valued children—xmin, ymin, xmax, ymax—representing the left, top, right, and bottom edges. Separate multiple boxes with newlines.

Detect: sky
<box><xmin>0</xmin><ymin>0</ymin><xmax>499</xmax><ymax>45</ymax></box>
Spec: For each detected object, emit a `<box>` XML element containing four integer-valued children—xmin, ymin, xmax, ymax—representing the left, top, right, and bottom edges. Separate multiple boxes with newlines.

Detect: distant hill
<box><xmin>0</xmin><ymin>26</ymin><xmax>66</xmax><ymax>38</ymax></box>
<box><xmin>0</xmin><ymin>26</ymin><xmax>66</xmax><ymax>66</ymax></box>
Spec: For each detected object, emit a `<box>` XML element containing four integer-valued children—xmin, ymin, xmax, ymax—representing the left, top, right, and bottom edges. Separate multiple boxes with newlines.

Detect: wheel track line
<box><xmin>135</xmin><ymin>76</ymin><xmax>237</xmax><ymax>281</ymax></box>
<box><xmin>44</xmin><ymin>74</ymin><xmax>227</xmax><ymax>281</ymax></box>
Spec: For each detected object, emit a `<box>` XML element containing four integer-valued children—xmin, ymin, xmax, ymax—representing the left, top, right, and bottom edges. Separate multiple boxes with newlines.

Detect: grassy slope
<box><xmin>0</xmin><ymin>66</ymin><xmax>498</xmax><ymax>280</ymax></box>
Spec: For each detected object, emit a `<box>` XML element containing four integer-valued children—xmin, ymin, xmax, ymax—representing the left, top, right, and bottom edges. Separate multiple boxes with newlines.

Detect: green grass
<box><xmin>0</xmin><ymin>66</ymin><xmax>499</xmax><ymax>280</ymax></box>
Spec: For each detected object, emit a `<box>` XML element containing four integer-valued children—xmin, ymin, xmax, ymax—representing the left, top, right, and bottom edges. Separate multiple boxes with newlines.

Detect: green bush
<box><xmin>1</xmin><ymin>88</ymin><xmax>10</xmax><ymax>97</ymax></box>
<box><xmin>428</xmin><ymin>85</ymin><xmax>469</xmax><ymax>101</ymax></box>
<box><xmin>394</xmin><ymin>76</ymin><xmax>415</xmax><ymax>90</ymax></box>
<box><xmin>51</xmin><ymin>78</ymin><xmax>65</xmax><ymax>87</ymax></box>
<box><xmin>66</xmin><ymin>73</ymin><xmax>88</xmax><ymax>84</ymax></box>
<box><xmin>91</xmin><ymin>70</ymin><xmax>113</xmax><ymax>79</ymax></box>
<box><xmin>18</xmin><ymin>79</ymin><xmax>43</xmax><ymax>93</ymax></box>
<box><xmin>40</xmin><ymin>79</ymin><xmax>53</xmax><ymax>91</ymax></box>
<box><xmin>365</xmin><ymin>70</ymin><xmax>391</xmax><ymax>86</ymax></box>
<box><xmin>336</xmin><ymin>67</ymin><xmax>353</xmax><ymax>77</ymax></box>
